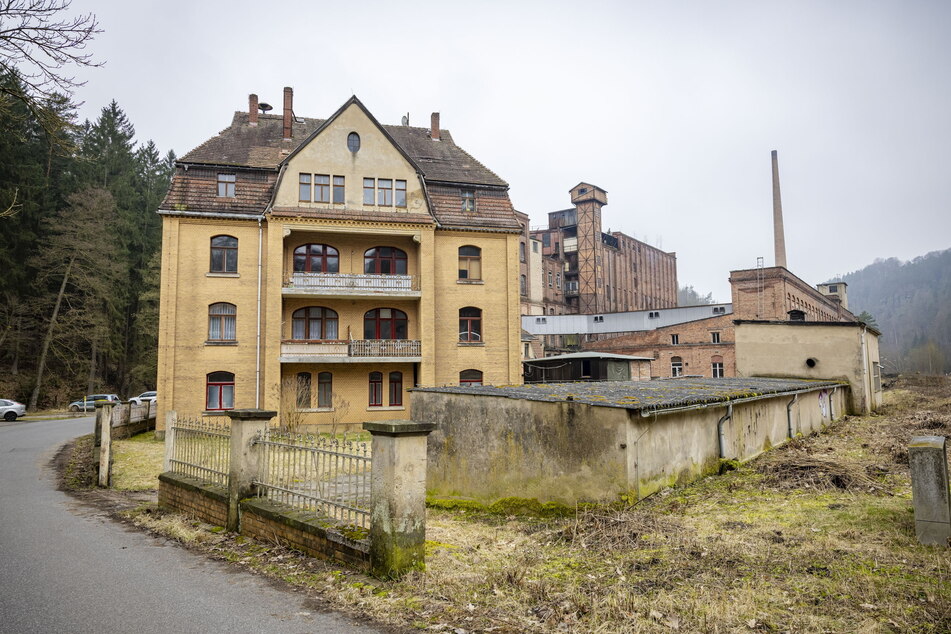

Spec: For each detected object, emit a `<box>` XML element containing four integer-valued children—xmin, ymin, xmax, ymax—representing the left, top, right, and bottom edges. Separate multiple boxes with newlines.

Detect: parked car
<box><xmin>68</xmin><ymin>394</ymin><xmax>121</xmax><ymax>412</ymax></box>
<box><xmin>129</xmin><ymin>391</ymin><xmax>157</xmax><ymax>406</ymax></box>
<box><xmin>0</xmin><ymin>399</ymin><xmax>26</xmax><ymax>421</ymax></box>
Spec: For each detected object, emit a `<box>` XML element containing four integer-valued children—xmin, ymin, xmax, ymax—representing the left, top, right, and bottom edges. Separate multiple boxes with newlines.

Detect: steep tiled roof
<box><xmin>179</xmin><ymin>112</ymin><xmax>508</xmax><ymax>188</ymax></box>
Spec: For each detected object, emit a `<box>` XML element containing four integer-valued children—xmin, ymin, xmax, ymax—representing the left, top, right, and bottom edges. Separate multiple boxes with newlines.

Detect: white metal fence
<box><xmin>167</xmin><ymin>417</ymin><xmax>231</xmax><ymax>487</ymax></box>
<box><xmin>252</xmin><ymin>431</ymin><xmax>372</xmax><ymax>528</ymax></box>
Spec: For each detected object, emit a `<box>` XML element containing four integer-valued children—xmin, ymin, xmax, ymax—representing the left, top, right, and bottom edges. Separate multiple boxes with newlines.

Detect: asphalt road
<box><xmin>0</xmin><ymin>417</ymin><xmax>384</xmax><ymax>633</ymax></box>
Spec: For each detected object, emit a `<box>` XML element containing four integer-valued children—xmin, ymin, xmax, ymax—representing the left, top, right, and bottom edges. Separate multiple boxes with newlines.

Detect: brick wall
<box><xmin>240</xmin><ymin>498</ymin><xmax>369</xmax><ymax>570</ymax></box>
<box><xmin>158</xmin><ymin>472</ymin><xmax>228</xmax><ymax>527</ymax></box>
<box><xmin>585</xmin><ymin>314</ymin><xmax>735</xmax><ymax>378</ymax></box>
<box><xmin>158</xmin><ymin>472</ymin><xmax>369</xmax><ymax>570</ymax></box>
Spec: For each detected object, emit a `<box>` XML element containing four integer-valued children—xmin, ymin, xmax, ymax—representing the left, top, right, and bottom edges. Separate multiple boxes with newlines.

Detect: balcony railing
<box><xmin>280</xmin><ymin>339</ymin><xmax>421</xmax><ymax>361</ymax></box>
<box><xmin>283</xmin><ymin>272</ymin><xmax>419</xmax><ymax>295</ymax></box>
<box><xmin>349</xmin><ymin>339</ymin><xmax>421</xmax><ymax>358</ymax></box>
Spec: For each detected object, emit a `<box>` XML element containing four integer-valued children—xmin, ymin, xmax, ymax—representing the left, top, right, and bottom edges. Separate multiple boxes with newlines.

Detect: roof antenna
<box><xmin>401</xmin><ymin>112</ymin><xmax>409</xmax><ymax>126</ymax></box>
<box><xmin>258</xmin><ymin>103</ymin><xmax>273</xmax><ymax>113</ymax></box>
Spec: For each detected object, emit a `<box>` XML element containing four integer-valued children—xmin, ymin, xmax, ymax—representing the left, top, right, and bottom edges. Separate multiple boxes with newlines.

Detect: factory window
<box><xmin>828</xmin><ymin>284</ymin><xmax>838</xmax><ymax>293</ymax></box>
<box><xmin>711</xmin><ymin>332</ymin><xmax>721</xmax><ymax>343</ymax></box>
<box><xmin>292</xmin><ymin>306</ymin><xmax>339</xmax><ymax>340</ymax></box>
<box><xmin>368</xmin><ymin>372</ymin><xmax>383</xmax><ymax>407</ymax></box>
<box><xmin>216</xmin><ymin>173</ymin><xmax>235</xmax><ymax>197</ymax></box>
<box><xmin>548</xmin><ymin>271</ymin><xmax>553</xmax><ymax>287</ymax></box>
<box><xmin>520</xmin><ymin>274</ymin><xmax>526</xmax><ymax>296</ymax></box>
<box><xmin>389</xmin><ymin>372</ymin><xmax>403</xmax><ymax>406</ymax></box>
<box><xmin>459</xmin><ymin>307</ymin><xmax>482</xmax><ymax>342</ymax></box>
<box><xmin>209</xmin><ymin>235</ymin><xmax>238</xmax><ymax>273</ymax></box>
<box><xmin>317</xmin><ymin>372</ymin><xmax>333</xmax><ymax>408</ymax></box>
<box><xmin>296</xmin><ymin>372</ymin><xmax>311</xmax><ymax>409</ymax></box>
<box><xmin>671</xmin><ymin>334</ymin><xmax>680</xmax><ymax>345</ymax></box>
<box><xmin>712</xmin><ymin>359</ymin><xmax>724</xmax><ymax>378</ymax></box>
<box><xmin>458</xmin><ymin>246</ymin><xmax>482</xmax><ymax>280</ymax></box>
<box><xmin>206</xmin><ymin>371</ymin><xmax>235</xmax><ymax>411</ymax></box>
<box><xmin>207</xmin><ymin>303</ymin><xmax>236</xmax><ymax>342</ymax></box>
<box><xmin>461</xmin><ymin>190</ymin><xmax>475</xmax><ymax>212</ymax></box>
<box><xmin>532</xmin><ymin>242</ymin><xmax>539</xmax><ymax>253</ymax></box>
<box><xmin>542</xmin><ymin>233</ymin><xmax>550</xmax><ymax>247</ymax></box>
<box><xmin>520</xmin><ymin>242</ymin><xmax>526</xmax><ymax>262</ymax></box>
<box><xmin>460</xmin><ymin>369</ymin><xmax>483</xmax><ymax>386</ymax></box>
<box><xmin>670</xmin><ymin>357</ymin><xmax>683</xmax><ymax>377</ymax></box>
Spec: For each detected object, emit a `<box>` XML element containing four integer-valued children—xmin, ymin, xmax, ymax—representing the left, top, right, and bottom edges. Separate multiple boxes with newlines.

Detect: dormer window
<box><xmin>217</xmin><ymin>173</ymin><xmax>235</xmax><ymax>197</ymax></box>
<box><xmin>461</xmin><ymin>190</ymin><xmax>475</xmax><ymax>212</ymax></box>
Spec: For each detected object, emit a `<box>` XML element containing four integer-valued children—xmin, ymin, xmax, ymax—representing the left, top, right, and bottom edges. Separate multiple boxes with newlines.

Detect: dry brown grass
<box><xmin>111</xmin><ymin>431</ymin><xmax>164</xmax><ymax>490</ymax></box>
<box><xmin>119</xmin><ymin>377</ymin><xmax>951</xmax><ymax>633</ymax></box>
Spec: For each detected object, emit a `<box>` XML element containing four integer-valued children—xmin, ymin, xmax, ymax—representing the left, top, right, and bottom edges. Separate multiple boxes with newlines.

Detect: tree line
<box><xmin>0</xmin><ymin>71</ymin><xmax>173</xmax><ymax>407</ymax></box>
<box><xmin>839</xmin><ymin>248</ymin><xmax>951</xmax><ymax>375</ymax></box>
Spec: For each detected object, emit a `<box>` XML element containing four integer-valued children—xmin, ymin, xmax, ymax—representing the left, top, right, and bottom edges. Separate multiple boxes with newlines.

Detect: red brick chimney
<box><xmin>283</xmin><ymin>87</ymin><xmax>293</xmax><ymax>140</ymax></box>
<box><xmin>249</xmin><ymin>93</ymin><xmax>259</xmax><ymax>126</ymax></box>
<box><xmin>430</xmin><ymin>112</ymin><xmax>440</xmax><ymax>141</ymax></box>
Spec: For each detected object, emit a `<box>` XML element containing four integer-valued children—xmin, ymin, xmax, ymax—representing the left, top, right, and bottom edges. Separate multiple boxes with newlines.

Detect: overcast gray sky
<box><xmin>71</xmin><ymin>0</ymin><xmax>950</xmax><ymax>303</ymax></box>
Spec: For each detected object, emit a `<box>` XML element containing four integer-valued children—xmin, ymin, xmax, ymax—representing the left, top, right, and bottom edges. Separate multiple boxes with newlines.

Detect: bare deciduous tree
<box><xmin>0</xmin><ymin>0</ymin><xmax>101</xmax><ymax>134</ymax></box>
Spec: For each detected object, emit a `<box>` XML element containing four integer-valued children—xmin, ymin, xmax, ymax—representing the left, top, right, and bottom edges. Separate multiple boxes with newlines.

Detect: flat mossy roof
<box><xmin>412</xmin><ymin>377</ymin><xmax>845</xmax><ymax>413</ymax></box>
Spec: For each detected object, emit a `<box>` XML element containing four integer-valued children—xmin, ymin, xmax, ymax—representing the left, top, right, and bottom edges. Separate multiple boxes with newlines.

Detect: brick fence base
<box><xmin>158</xmin><ymin>472</ymin><xmax>369</xmax><ymax>570</ymax></box>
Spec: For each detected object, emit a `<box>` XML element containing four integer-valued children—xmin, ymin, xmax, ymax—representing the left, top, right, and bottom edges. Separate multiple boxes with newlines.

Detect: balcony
<box><xmin>280</xmin><ymin>339</ymin><xmax>422</xmax><ymax>364</ymax></box>
<box><xmin>283</xmin><ymin>272</ymin><xmax>421</xmax><ymax>298</ymax></box>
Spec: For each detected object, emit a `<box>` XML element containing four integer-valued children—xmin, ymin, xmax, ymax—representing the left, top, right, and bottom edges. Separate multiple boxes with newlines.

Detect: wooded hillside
<box><xmin>838</xmin><ymin>248</ymin><xmax>951</xmax><ymax>374</ymax></box>
<box><xmin>0</xmin><ymin>72</ymin><xmax>173</xmax><ymax>407</ymax></box>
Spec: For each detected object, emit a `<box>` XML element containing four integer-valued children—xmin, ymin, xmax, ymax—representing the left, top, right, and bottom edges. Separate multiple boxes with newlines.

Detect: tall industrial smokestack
<box><xmin>771</xmin><ymin>150</ymin><xmax>788</xmax><ymax>269</ymax></box>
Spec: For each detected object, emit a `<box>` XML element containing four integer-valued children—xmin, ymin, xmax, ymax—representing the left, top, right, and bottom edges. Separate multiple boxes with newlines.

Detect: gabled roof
<box><xmin>178</xmin><ymin>103</ymin><xmax>508</xmax><ymax>188</ymax></box>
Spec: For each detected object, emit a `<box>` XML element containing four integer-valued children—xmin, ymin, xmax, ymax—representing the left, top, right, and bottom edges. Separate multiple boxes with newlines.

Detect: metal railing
<box><xmin>167</xmin><ymin>417</ymin><xmax>231</xmax><ymax>487</ymax></box>
<box><xmin>348</xmin><ymin>339</ymin><xmax>421</xmax><ymax>357</ymax></box>
<box><xmin>252</xmin><ymin>430</ymin><xmax>372</xmax><ymax>529</ymax></box>
<box><xmin>285</xmin><ymin>272</ymin><xmax>419</xmax><ymax>293</ymax></box>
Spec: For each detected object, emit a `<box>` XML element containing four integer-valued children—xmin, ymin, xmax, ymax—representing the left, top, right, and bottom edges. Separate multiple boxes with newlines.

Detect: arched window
<box><xmin>368</xmin><ymin>371</ymin><xmax>383</xmax><ymax>407</ymax></box>
<box><xmin>364</xmin><ymin>308</ymin><xmax>407</xmax><ymax>339</ymax></box>
<box><xmin>671</xmin><ymin>356</ymin><xmax>683</xmax><ymax>378</ymax></box>
<box><xmin>296</xmin><ymin>372</ymin><xmax>311</xmax><ymax>408</ymax></box>
<box><xmin>711</xmin><ymin>355</ymin><xmax>725</xmax><ymax>378</ymax></box>
<box><xmin>293</xmin><ymin>244</ymin><xmax>339</xmax><ymax>273</ymax></box>
<box><xmin>460</xmin><ymin>369</ymin><xmax>483</xmax><ymax>386</ymax></box>
<box><xmin>292</xmin><ymin>307</ymin><xmax>338</xmax><ymax>340</ymax></box>
<box><xmin>210</xmin><ymin>235</ymin><xmax>238</xmax><ymax>273</ymax></box>
<box><xmin>459</xmin><ymin>307</ymin><xmax>482</xmax><ymax>342</ymax></box>
<box><xmin>364</xmin><ymin>247</ymin><xmax>407</xmax><ymax>275</ymax></box>
<box><xmin>208</xmin><ymin>303</ymin><xmax>236</xmax><ymax>341</ymax></box>
<box><xmin>206</xmin><ymin>371</ymin><xmax>234</xmax><ymax>410</ymax></box>
<box><xmin>389</xmin><ymin>372</ymin><xmax>403</xmax><ymax>406</ymax></box>
<box><xmin>317</xmin><ymin>372</ymin><xmax>333</xmax><ymax>408</ymax></box>
<box><xmin>458</xmin><ymin>246</ymin><xmax>481</xmax><ymax>280</ymax></box>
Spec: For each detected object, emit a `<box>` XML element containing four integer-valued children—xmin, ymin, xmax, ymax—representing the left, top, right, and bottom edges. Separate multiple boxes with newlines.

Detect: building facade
<box><xmin>521</xmin><ymin>182</ymin><xmax>679</xmax><ymax>354</ymax></box>
<box><xmin>157</xmin><ymin>90</ymin><xmax>523</xmax><ymax>430</ymax></box>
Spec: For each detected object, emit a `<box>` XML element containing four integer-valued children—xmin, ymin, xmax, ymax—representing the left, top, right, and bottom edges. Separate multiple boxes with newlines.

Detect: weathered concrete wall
<box><xmin>417</xmin><ymin>392</ymin><xmax>629</xmax><ymax>504</ymax></box>
<box><xmin>629</xmin><ymin>386</ymin><xmax>847</xmax><ymax>498</ymax></box>
<box><xmin>419</xmin><ymin>386</ymin><xmax>847</xmax><ymax>504</ymax></box>
<box><xmin>735</xmin><ymin>321</ymin><xmax>881</xmax><ymax>414</ymax></box>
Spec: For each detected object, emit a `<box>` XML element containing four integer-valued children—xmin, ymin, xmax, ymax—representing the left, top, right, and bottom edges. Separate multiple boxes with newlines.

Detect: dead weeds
<box><xmin>64</xmin><ymin>376</ymin><xmax>951</xmax><ymax>633</ymax></box>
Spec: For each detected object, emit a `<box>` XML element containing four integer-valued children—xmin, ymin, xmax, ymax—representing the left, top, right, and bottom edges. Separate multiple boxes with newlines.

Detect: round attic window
<box><xmin>347</xmin><ymin>132</ymin><xmax>360</xmax><ymax>153</ymax></box>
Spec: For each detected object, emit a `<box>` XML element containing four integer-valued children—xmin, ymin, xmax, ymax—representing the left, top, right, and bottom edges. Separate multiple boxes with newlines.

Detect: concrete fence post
<box><xmin>97</xmin><ymin>402</ymin><xmax>115</xmax><ymax>487</ymax></box>
<box><xmin>363</xmin><ymin>420</ymin><xmax>437</xmax><ymax>579</ymax></box>
<box><xmin>162</xmin><ymin>410</ymin><xmax>177</xmax><ymax>473</ymax></box>
<box><xmin>909</xmin><ymin>436</ymin><xmax>951</xmax><ymax>546</ymax></box>
<box><xmin>227</xmin><ymin>409</ymin><xmax>276</xmax><ymax>532</ymax></box>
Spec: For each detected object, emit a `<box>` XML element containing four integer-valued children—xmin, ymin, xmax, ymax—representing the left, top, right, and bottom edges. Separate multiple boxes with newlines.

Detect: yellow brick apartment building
<box><xmin>156</xmin><ymin>90</ymin><xmax>523</xmax><ymax>430</ymax></box>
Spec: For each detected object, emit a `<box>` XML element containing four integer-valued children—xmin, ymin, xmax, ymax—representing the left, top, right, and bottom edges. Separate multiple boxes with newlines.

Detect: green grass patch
<box><xmin>111</xmin><ymin>431</ymin><xmax>164</xmax><ymax>490</ymax></box>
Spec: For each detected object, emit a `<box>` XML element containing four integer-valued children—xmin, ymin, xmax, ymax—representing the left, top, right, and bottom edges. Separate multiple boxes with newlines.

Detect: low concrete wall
<box><xmin>417</xmin><ymin>392</ymin><xmax>630</xmax><ymax>504</ymax></box>
<box><xmin>630</xmin><ymin>386</ymin><xmax>847</xmax><ymax>498</ymax></box>
<box><xmin>418</xmin><ymin>386</ymin><xmax>848</xmax><ymax>504</ymax></box>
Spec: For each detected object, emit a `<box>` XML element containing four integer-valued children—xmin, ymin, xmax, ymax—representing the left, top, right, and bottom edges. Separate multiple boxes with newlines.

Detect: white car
<box><xmin>0</xmin><ymin>398</ymin><xmax>26</xmax><ymax>421</ymax></box>
<box><xmin>129</xmin><ymin>391</ymin><xmax>157</xmax><ymax>406</ymax></box>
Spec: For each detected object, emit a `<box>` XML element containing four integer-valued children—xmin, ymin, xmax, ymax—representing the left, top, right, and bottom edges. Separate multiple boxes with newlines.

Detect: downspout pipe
<box><xmin>717</xmin><ymin>404</ymin><xmax>733</xmax><ymax>459</ymax></box>
<box><xmin>255</xmin><ymin>213</ymin><xmax>264</xmax><ymax>408</ymax></box>
<box><xmin>786</xmin><ymin>393</ymin><xmax>798</xmax><ymax>439</ymax></box>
